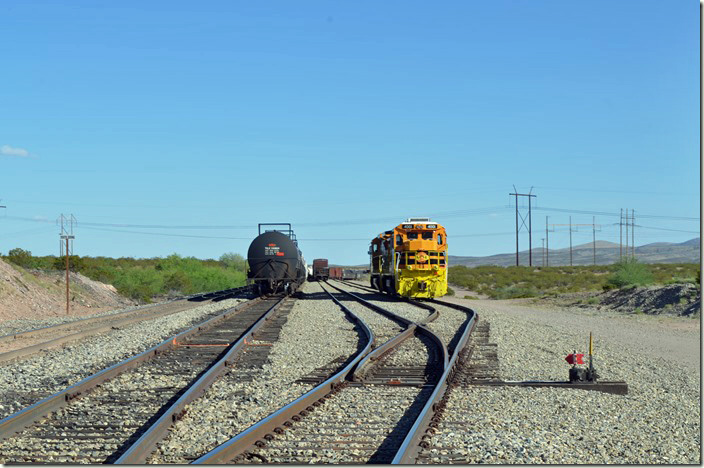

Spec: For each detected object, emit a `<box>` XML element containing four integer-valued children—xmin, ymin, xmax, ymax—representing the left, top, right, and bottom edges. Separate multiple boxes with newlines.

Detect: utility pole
<box><xmin>619</xmin><ymin>208</ymin><xmax>623</xmax><ymax>261</ymax></box>
<box><xmin>549</xmin><ymin>219</ymin><xmax>601</xmax><ymax>267</ymax></box>
<box><xmin>592</xmin><ymin>216</ymin><xmax>596</xmax><ymax>265</ymax></box>
<box><xmin>569</xmin><ymin>216</ymin><xmax>573</xmax><ymax>266</ymax></box>
<box><xmin>541</xmin><ymin>238</ymin><xmax>545</xmax><ymax>267</ymax></box>
<box><xmin>545</xmin><ymin>216</ymin><xmax>549</xmax><ymax>267</ymax></box>
<box><xmin>625</xmin><ymin>208</ymin><xmax>629</xmax><ymax>260</ymax></box>
<box><xmin>631</xmin><ymin>209</ymin><xmax>635</xmax><ymax>259</ymax></box>
<box><xmin>58</xmin><ymin>214</ymin><xmax>77</xmax><ymax>315</ymax></box>
<box><xmin>509</xmin><ymin>186</ymin><xmax>537</xmax><ymax>266</ymax></box>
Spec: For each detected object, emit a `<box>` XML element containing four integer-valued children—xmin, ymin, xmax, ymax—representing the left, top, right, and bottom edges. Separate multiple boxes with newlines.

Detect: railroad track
<box><xmin>190</xmin><ymin>281</ymin><xmax>477</xmax><ymax>464</ymax></box>
<box><xmin>0</xmin><ymin>285</ymin><xmax>253</xmax><ymax>364</ymax></box>
<box><xmin>415</xmin><ymin>320</ymin><xmax>501</xmax><ymax>464</ymax></box>
<box><xmin>332</xmin><ymin>279</ymin><xmax>472</xmax><ymax>356</ymax></box>
<box><xmin>0</xmin><ymin>294</ymin><xmax>281</xmax><ymax>464</ymax></box>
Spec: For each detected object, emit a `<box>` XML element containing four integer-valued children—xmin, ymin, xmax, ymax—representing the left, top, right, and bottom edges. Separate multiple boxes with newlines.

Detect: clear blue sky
<box><xmin>0</xmin><ymin>1</ymin><xmax>699</xmax><ymax>265</ymax></box>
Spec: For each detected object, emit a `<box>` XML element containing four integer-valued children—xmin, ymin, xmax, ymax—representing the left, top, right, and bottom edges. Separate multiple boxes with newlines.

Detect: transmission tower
<box><xmin>509</xmin><ymin>186</ymin><xmax>537</xmax><ymax>266</ymax></box>
<box><xmin>619</xmin><ymin>208</ymin><xmax>635</xmax><ymax>261</ymax></box>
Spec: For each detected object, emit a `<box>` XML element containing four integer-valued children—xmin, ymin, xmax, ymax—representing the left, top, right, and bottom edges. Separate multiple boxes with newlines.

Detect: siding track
<box><xmin>0</xmin><ymin>295</ymin><xmax>281</xmax><ymax>464</ymax></box>
<box><xmin>193</xmin><ymin>281</ymin><xmax>476</xmax><ymax>464</ymax></box>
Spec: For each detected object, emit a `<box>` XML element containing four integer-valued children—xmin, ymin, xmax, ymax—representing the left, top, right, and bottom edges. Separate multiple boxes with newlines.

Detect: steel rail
<box><xmin>352</xmin><ymin>327</ymin><xmax>416</xmax><ymax>380</ymax></box>
<box><xmin>392</xmin><ymin>299</ymin><xmax>478</xmax><ymax>464</ymax></box>
<box><xmin>192</xmin><ymin>282</ymin><xmax>374</xmax><ymax>464</ymax></box>
<box><xmin>195</xmin><ymin>282</ymin><xmax>452</xmax><ymax>464</ymax></box>
<box><xmin>0</xmin><ymin>302</ymin><xmax>205</xmax><ymax>364</ymax></box>
<box><xmin>0</xmin><ymin>297</ymin><xmax>262</xmax><ymax>443</ymax></box>
<box><xmin>0</xmin><ymin>286</ymin><xmax>250</xmax><ymax>344</ymax></box>
<box><xmin>0</xmin><ymin>301</ymin><xmax>178</xmax><ymax>345</ymax></box>
<box><xmin>327</xmin><ymin>280</ymin><xmax>448</xmax><ymax>371</ymax></box>
<box><xmin>114</xmin><ymin>296</ymin><xmax>286</xmax><ymax>464</ymax></box>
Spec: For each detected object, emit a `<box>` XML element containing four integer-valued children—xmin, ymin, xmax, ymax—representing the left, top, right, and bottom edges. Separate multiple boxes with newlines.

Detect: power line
<box><xmin>81</xmin><ymin>226</ymin><xmax>253</xmax><ymax>240</ymax></box>
<box><xmin>535</xmin><ymin>206</ymin><xmax>698</xmax><ymax>221</ymax></box>
<box><xmin>634</xmin><ymin>224</ymin><xmax>701</xmax><ymax>234</ymax></box>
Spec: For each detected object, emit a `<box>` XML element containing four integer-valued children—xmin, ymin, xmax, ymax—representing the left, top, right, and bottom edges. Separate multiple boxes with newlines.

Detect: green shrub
<box><xmin>7</xmin><ymin>248</ymin><xmax>34</xmax><ymax>268</ymax></box>
<box><xmin>490</xmin><ymin>286</ymin><xmax>539</xmax><ymax>299</ymax></box>
<box><xmin>606</xmin><ymin>259</ymin><xmax>653</xmax><ymax>289</ymax></box>
<box><xmin>446</xmin><ymin>286</ymin><xmax>455</xmax><ymax>296</ymax></box>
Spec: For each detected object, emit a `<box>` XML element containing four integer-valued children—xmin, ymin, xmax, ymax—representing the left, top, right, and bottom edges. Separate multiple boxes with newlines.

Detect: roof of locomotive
<box><xmin>393</xmin><ymin>219</ymin><xmax>445</xmax><ymax>230</ymax></box>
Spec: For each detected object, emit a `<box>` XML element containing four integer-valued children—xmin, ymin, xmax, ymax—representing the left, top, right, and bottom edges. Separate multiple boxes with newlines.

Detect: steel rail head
<box><xmin>0</xmin><ymin>300</ymin><xmax>230</xmax><ymax>365</ymax></box>
<box><xmin>391</xmin><ymin>302</ymin><xmax>478</xmax><ymax>464</ymax></box>
<box><xmin>352</xmin><ymin>326</ymin><xmax>416</xmax><ymax>381</ymax></box>
<box><xmin>416</xmin><ymin>324</ymin><xmax>449</xmax><ymax>371</ymax></box>
<box><xmin>114</xmin><ymin>296</ymin><xmax>285</xmax><ymax>464</ymax></box>
<box><xmin>192</xmin><ymin>284</ymin><xmax>374</xmax><ymax>464</ymax></box>
<box><xmin>328</xmin><ymin>280</ymin><xmax>448</xmax><ymax>379</ymax></box>
<box><xmin>0</xmin><ymin>298</ymin><xmax>261</xmax><ymax>444</ymax></box>
<box><xmin>333</xmin><ymin>279</ymin><xmax>439</xmax><ymax>324</ymax></box>
<box><xmin>325</xmin><ymin>281</ymin><xmax>415</xmax><ymax>327</ymax></box>
<box><xmin>0</xmin><ymin>300</ymin><xmax>178</xmax><ymax>344</ymax></box>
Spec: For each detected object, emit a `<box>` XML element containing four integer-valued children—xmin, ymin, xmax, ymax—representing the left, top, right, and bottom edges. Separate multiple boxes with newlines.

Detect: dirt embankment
<box><xmin>541</xmin><ymin>284</ymin><xmax>701</xmax><ymax>317</ymax></box>
<box><xmin>0</xmin><ymin>258</ymin><xmax>135</xmax><ymax>322</ymax></box>
<box><xmin>451</xmin><ymin>282</ymin><xmax>701</xmax><ymax>317</ymax></box>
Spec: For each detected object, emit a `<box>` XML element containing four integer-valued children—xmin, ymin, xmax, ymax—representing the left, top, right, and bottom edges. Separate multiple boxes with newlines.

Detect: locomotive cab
<box><xmin>369</xmin><ymin>218</ymin><xmax>448</xmax><ymax>298</ymax></box>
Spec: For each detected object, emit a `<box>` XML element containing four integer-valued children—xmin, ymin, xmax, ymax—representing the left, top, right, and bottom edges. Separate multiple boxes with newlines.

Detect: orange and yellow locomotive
<box><xmin>369</xmin><ymin>218</ymin><xmax>448</xmax><ymax>298</ymax></box>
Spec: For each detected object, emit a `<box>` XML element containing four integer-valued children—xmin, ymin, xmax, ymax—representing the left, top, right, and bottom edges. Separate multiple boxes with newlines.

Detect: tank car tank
<box><xmin>247</xmin><ymin>224</ymin><xmax>306</xmax><ymax>295</ymax></box>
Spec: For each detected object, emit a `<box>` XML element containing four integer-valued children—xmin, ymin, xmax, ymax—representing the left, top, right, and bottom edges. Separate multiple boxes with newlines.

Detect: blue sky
<box><xmin>0</xmin><ymin>1</ymin><xmax>699</xmax><ymax>265</ymax></box>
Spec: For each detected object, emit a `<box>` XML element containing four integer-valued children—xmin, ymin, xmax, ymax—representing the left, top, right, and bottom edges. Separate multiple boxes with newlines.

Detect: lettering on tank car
<box><xmin>265</xmin><ymin>244</ymin><xmax>281</xmax><ymax>256</ymax></box>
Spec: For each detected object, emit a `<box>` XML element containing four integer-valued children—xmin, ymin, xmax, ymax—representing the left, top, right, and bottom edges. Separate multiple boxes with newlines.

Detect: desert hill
<box><xmin>449</xmin><ymin>238</ymin><xmax>700</xmax><ymax>267</ymax></box>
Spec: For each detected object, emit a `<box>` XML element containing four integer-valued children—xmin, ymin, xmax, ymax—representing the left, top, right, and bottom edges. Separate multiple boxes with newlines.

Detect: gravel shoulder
<box><xmin>446</xmin><ymin>287</ymin><xmax>700</xmax><ymax>372</ymax></box>
<box><xmin>428</xmin><ymin>292</ymin><xmax>700</xmax><ymax>464</ymax></box>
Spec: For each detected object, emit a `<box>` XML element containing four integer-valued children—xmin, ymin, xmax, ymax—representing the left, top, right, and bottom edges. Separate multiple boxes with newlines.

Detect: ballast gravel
<box><xmin>331</xmin><ymin>281</ymin><xmax>430</xmax><ymax>323</ymax></box>
<box><xmin>259</xmin><ymin>385</ymin><xmax>424</xmax><ymax>464</ymax></box>
<box><xmin>0</xmin><ymin>299</ymin><xmax>177</xmax><ymax>337</ymax></box>
<box><xmin>148</xmin><ymin>281</ymin><xmax>360</xmax><ymax>464</ymax></box>
<box><xmin>333</xmin><ymin>294</ymin><xmax>404</xmax><ymax>345</ymax></box>
<box><xmin>424</xmin><ymin>298</ymin><xmax>701</xmax><ymax>464</ymax></box>
<box><xmin>0</xmin><ymin>298</ymin><xmax>245</xmax><ymax>420</ymax></box>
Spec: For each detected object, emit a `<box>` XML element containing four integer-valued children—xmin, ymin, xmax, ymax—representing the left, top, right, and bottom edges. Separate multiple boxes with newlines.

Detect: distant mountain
<box><xmin>449</xmin><ymin>238</ymin><xmax>700</xmax><ymax>267</ymax></box>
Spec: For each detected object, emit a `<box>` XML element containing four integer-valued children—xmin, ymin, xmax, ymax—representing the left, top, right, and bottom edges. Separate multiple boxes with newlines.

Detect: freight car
<box><xmin>247</xmin><ymin>223</ymin><xmax>306</xmax><ymax>295</ymax></box>
<box><xmin>369</xmin><ymin>217</ymin><xmax>448</xmax><ymax>298</ymax></box>
<box><xmin>342</xmin><ymin>269</ymin><xmax>364</xmax><ymax>280</ymax></box>
<box><xmin>312</xmin><ymin>259</ymin><xmax>329</xmax><ymax>281</ymax></box>
<box><xmin>328</xmin><ymin>267</ymin><xmax>343</xmax><ymax>280</ymax></box>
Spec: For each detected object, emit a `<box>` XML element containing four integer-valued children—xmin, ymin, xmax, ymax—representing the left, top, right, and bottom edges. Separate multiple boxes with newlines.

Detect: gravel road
<box><xmin>425</xmin><ymin>294</ymin><xmax>700</xmax><ymax>464</ymax></box>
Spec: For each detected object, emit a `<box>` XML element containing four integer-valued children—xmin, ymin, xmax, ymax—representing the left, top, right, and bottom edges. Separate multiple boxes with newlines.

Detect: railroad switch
<box><xmin>471</xmin><ymin>332</ymin><xmax>628</xmax><ymax>395</ymax></box>
<box><xmin>565</xmin><ymin>332</ymin><xmax>599</xmax><ymax>384</ymax></box>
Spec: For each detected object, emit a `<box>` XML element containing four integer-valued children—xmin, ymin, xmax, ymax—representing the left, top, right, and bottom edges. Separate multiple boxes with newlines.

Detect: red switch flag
<box><xmin>565</xmin><ymin>353</ymin><xmax>585</xmax><ymax>365</ymax></box>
